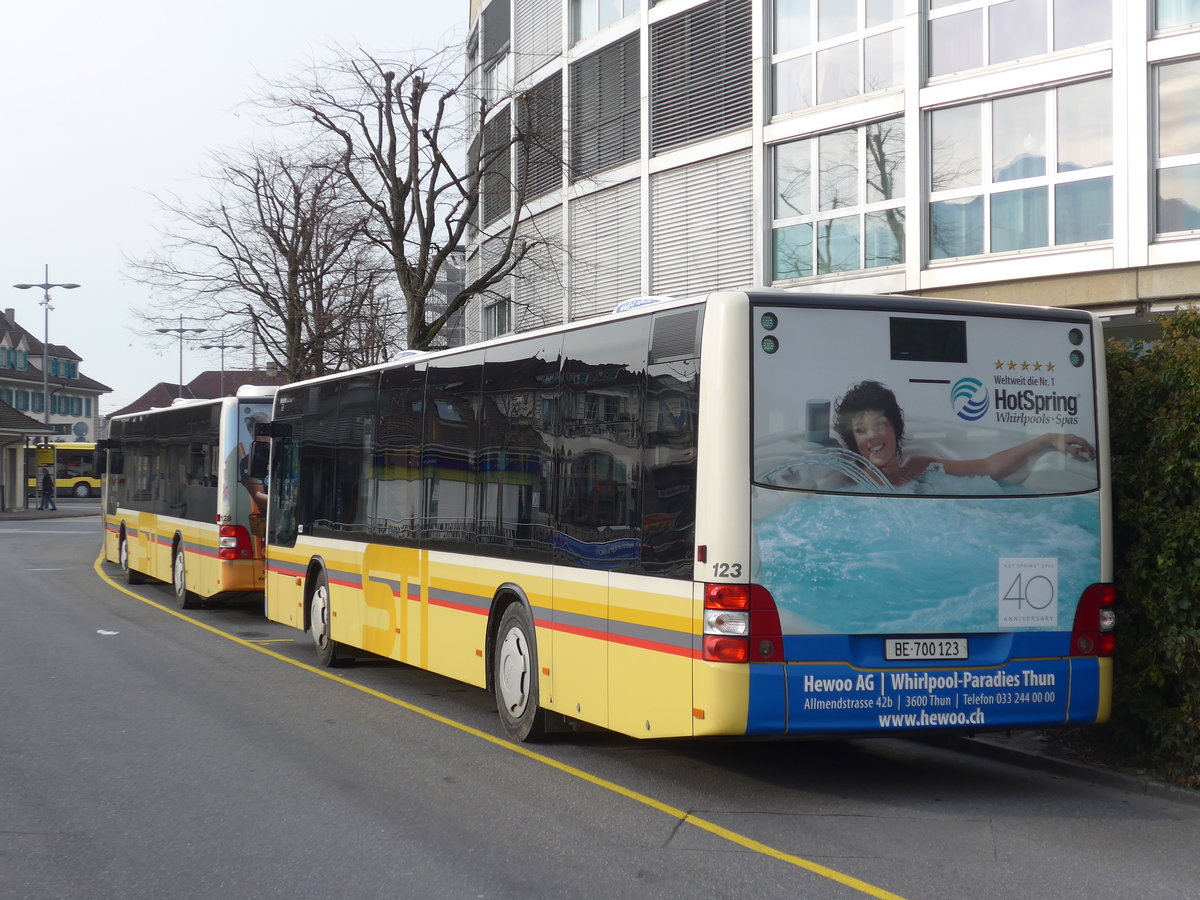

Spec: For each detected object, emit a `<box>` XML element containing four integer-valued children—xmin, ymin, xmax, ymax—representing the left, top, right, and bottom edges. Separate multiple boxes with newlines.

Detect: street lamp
<box><xmin>13</xmin><ymin>265</ymin><xmax>81</xmax><ymax>428</ymax></box>
<box><xmin>156</xmin><ymin>316</ymin><xmax>207</xmax><ymax>399</ymax></box>
<box><xmin>200</xmin><ymin>341</ymin><xmax>236</xmax><ymax>398</ymax></box>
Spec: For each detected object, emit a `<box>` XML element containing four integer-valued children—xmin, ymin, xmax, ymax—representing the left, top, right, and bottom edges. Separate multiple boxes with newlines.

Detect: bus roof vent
<box><xmin>236</xmin><ymin>384</ymin><xmax>278</xmax><ymax>401</ymax></box>
<box><xmin>612</xmin><ymin>296</ymin><xmax>675</xmax><ymax>315</ymax></box>
<box><xmin>391</xmin><ymin>349</ymin><xmax>426</xmax><ymax>363</ymax></box>
<box><xmin>650</xmin><ymin>309</ymin><xmax>702</xmax><ymax>363</ymax></box>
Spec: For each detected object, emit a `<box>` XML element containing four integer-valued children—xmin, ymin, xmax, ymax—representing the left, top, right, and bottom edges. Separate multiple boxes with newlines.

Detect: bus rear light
<box><xmin>702</xmin><ymin>584</ymin><xmax>784</xmax><ymax>663</ymax></box>
<box><xmin>218</xmin><ymin>525</ymin><xmax>254</xmax><ymax>560</ymax></box>
<box><xmin>704</xmin><ymin>608</ymin><xmax>749</xmax><ymax>635</ymax></box>
<box><xmin>1071</xmin><ymin>582</ymin><xmax>1116</xmax><ymax>657</ymax></box>
<box><xmin>704</xmin><ymin>636</ymin><xmax>749</xmax><ymax>663</ymax></box>
<box><xmin>704</xmin><ymin>583</ymin><xmax>751</xmax><ymax>610</ymax></box>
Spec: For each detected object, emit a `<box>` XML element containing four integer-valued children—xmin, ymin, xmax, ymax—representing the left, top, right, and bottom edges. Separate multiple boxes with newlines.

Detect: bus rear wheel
<box><xmin>494</xmin><ymin>603</ymin><xmax>547</xmax><ymax>742</ymax></box>
<box><xmin>119</xmin><ymin>533</ymin><xmax>145</xmax><ymax>585</ymax></box>
<box><xmin>72</xmin><ymin>482</ymin><xmax>91</xmax><ymax>499</ymax></box>
<box><xmin>172</xmin><ymin>546</ymin><xmax>200</xmax><ymax>609</ymax></box>
<box><xmin>310</xmin><ymin>572</ymin><xmax>351</xmax><ymax>667</ymax></box>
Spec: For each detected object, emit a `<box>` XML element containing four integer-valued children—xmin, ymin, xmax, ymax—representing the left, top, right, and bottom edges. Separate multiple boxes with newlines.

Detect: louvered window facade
<box><xmin>518</xmin><ymin>73</ymin><xmax>563</xmax><ymax>201</ymax></box>
<box><xmin>651</xmin><ymin>150</ymin><xmax>754</xmax><ymax>296</ymax></box>
<box><xmin>650</xmin><ymin>0</ymin><xmax>753</xmax><ymax>154</ymax></box>
<box><xmin>569</xmin><ymin>180</ymin><xmax>642</xmax><ymax>318</ymax></box>
<box><xmin>514</xmin><ymin>207</ymin><xmax>566</xmax><ymax>330</ymax></box>
<box><xmin>515</xmin><ymin>0</ymin><xmax>562</xmax><ymax>82</ymax></box>
<box><xmin>467</xmin><ymin>237</ymin><xmax>513</xmax><ymax>342</ymax></box>
<box><xmin>570</xmin><ymin>33</ymin><xmax>640</xmax><ymax>180</ymax></box>
<box><xmin>482</xmin><ymin>109</ymin><xmax>513</xmax><ymax>226</ymax></box>
<box><xmin>482</xmin><ymin>0</ymin><xmax>512</xmax><ymax>62</ymax></box>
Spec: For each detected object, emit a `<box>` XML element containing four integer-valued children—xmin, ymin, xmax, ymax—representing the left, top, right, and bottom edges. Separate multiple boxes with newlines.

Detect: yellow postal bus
<box><xmin>255</xmin><ymin>291</ymin><xmax>1114</xmax><ymax>741</ymax></box>
<box><xmin>26</xmin><ymin>441</ymin><xmax>100</xmax><ymax>498</ymax></box>
<box><xmin>101</xmin><ymin>386</ymin><xmax>275</xmax><ymax>607</ymax></box>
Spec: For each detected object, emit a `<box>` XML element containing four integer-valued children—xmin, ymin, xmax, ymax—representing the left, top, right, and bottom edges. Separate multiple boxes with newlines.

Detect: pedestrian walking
<box><xmin>38</xmin><ymin>468</ymin><xmax>57</xmax><ymax>511</ymax></box>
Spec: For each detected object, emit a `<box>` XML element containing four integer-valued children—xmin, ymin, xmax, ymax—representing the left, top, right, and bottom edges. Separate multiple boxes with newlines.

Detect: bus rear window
<box><xmin>890</xmin><ymin>317</ymin><xmax>967</xmax><ymax>363</ymax></box>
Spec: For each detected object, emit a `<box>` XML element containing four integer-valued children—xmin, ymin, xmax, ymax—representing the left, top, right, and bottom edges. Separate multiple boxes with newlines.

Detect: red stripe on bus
<box><xmin>541</xmin><ymin>620</ymin><xmax>695</xmax><ymax>658</ymax></box>
<box><xmin>427</xmin><ymin>595</ymin><xmax>487</xmax><ymax>616</ymax></box>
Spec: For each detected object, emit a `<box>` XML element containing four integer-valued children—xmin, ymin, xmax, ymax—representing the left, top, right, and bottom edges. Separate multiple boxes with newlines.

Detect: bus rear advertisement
<box><xmin>747</xmin><ymin>299</ymin><xmax>1111</xmax><ymax>733</ymax></box>
<box><xmin>243</xmin><ymin>290</ymin><xmax>1113</xmax><ymax>742</ymax></box>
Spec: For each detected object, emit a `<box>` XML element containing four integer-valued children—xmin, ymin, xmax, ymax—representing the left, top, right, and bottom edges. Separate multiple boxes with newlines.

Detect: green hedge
<box><xmin>1104</xmin><ymin>309</ymin><xmax>1200</xmax><ymax>785</ymax></box>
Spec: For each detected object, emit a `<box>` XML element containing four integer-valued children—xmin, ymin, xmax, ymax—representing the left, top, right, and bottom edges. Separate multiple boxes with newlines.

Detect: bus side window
<box><xmin>422</xmin><ymin>353</ymin><xmax>483</xmax><ymax>549</ymax></box>
<box><xmin>376</xmin><ymin>365</ymin><xmax>428</xmax><ymax>544</ymax></box>
<box><xmin>480</xmin><ymin>334</ymin><xmax>562</xmax><ymax>563</ymax></box>
<box><xmin>248</xmin><ymin>441</ymin><xmax>270</xmax><ymax>480</ymax></box>
<box><xmin>557</xmin><ymin>316</ymin><xmax>649</xmax><ymax>572</ymax></box>
<box><xmin>268</xmin><ymin>432</ymin><xmax>301</xmax><ymax>547</ymax></box>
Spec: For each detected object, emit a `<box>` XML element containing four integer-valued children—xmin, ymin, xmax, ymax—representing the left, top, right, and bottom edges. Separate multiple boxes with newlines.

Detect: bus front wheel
<box><xmin>494</xmin><ymin>603</ymin><xmax>547</xmax><ymax>742</ymax></box>
<box><xmin>310</xmin><ymin>572</ymin><xmax>351</xmax><ymax>667</ymax></box>
<box><xmin>119</xmin><ymin>534</ymin><xmax>145</xmax><ymax>585</ymax></box>
<box><xmin>172</xmin><ymin>545</ymin><xmax>200</xmax><ymax>610</ymax></box>
<box><xmin>72</xmin><ymin>482</ymin><xmax>91</xmax><ymax>499</ymax></box>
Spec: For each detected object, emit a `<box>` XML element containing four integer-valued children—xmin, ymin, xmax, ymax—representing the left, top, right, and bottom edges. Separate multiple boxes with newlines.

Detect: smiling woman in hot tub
<box><xmin>833</xmin><ymin>380</ymin><xmax>1096</xmax><ymax>489</ymax></box>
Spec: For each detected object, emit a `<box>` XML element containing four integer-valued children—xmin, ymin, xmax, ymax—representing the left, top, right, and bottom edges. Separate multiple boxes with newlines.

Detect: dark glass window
<box><xmin>297</xmin><ymin>383</ymin><xmax>339</xmax><ymax>537</ymax></box>
<box><xmin>642</xmin><ymin>311</ymin><xmax>702</xmax><ymax>577</ymax></box>
<box><xmin>480</xmin><ymin>334</ymin><xmax>563</xmax><ymax>562</ymax></box>
<box><xmin>376</xmin><ymin>365</ymin><xmax>428</xmax><ymax>544</ymax></box>
<box><xmin>422</xmin><ymin>352</ymin><xmax>484</xmax><ymax>548</ymax></box>
<box><xmin>268</xmin><ymin>416</ymin><xmax>302</xmax><ymax>548</ymax></box>
<box><xmin>106</xmin><ymin>406</ymin><xmax>218</xmax><ymax>522</ymax></box>
<box><xmin>333</xmin><ymin>373</ymin><xmax>380</xmax><ymax>539</ymax></box>
<box><xmin>293</xmin><ymin>375</ymin><xmax>380</xmax><ymax>542</ymax></box>
<box><xmin>557</xmin><ymin>317</ymin><xmax>649</xmax><ymax>571</ymax></box>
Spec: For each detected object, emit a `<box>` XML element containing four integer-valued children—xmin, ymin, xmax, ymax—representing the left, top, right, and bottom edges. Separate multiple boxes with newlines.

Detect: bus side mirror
<box><xmin>248</xmin><ymin>441</ymin><xmax>270</xmax><ymax>480</ymax></box>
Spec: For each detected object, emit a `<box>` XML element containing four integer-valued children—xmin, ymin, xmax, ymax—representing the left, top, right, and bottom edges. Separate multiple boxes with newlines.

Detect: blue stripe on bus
<box><xmin>743</xmin><ymin>652</ymin><xmax>1106</xmax><ymax>734</ymax></box>
<box><xmin>1066</xmin><ymin>657</ymin><xmax>1101</xmax><ymax>723</ymax></box>
<box><xmin>746</xmin><ymin>663</ymin><xmax>788</xmax><ymax>734</ymax></box>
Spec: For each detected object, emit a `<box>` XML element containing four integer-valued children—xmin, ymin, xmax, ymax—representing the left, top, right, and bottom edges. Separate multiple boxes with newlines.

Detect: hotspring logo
<box><xmin>951</xmin><ymin>377</ymin><xmax>989</xmax><ymax>421</ymax></box>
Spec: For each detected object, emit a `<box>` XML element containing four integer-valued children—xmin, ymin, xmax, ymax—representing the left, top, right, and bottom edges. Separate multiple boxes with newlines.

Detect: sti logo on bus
<box><xmin>950</xmin><ymin>377</ymin><xmax>989</xmax><ymax>421</ymax></box>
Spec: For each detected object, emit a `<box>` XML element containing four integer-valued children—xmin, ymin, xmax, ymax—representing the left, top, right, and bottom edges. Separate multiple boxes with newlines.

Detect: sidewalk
<box><xmin>941</xmin><ymin>733</ymin><xmax>1200</xmax><ymax>806</ymax></box>
<box><xmin>0</xmin><ymin>502</ymin><xmax>101</xmax><ymax>521</ymax></box>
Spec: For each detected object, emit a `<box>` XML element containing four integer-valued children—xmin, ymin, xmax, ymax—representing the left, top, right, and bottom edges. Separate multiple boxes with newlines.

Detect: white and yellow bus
<box><xmin>256</xmin><ymin>291</ymin><xmax>1114</xmax><ymax>741</ymax></box>
<box><xmin>26</xmin><ymin>441</ymin><xmax>100</xmax><ymax>498</ymax></box>
<box><xmin>101</xmin><ymin>386</ymin><xmax>275</xmax><ymax>607</ymax></box>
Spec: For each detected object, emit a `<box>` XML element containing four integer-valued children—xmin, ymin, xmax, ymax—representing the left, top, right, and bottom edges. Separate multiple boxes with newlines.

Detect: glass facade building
<box><xmin>463</xmin><ymin>0</ymin><xmax>1200</xmax><ymax>339</ymax></box>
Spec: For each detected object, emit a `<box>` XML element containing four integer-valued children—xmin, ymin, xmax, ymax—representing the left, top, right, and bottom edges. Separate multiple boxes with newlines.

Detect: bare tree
<box><xmin>263</xmin><ymin>47</ymin><xmax>548</xmax><ymax>351</ymax></box>
<box><xmin>131</xmin><ymin>145</ymin><xmax>399</xmax><ymax>381</ymax></box>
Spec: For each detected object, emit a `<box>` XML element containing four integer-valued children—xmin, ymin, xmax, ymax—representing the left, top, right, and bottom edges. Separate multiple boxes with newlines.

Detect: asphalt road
<box><xmin>3</xmin><ymin>514</ymin><xmax>1200</xmax><ymax>900</ymax></box>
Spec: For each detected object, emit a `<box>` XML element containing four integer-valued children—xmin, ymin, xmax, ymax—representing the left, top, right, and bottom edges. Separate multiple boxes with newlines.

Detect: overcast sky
<box><xmin>1</xmin><ymin>1</ymin><xmax>467</xmax><ymax>414</ymax></box>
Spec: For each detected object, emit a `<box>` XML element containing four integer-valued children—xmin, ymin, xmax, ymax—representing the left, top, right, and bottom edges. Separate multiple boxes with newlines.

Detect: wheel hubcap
<box><xmin>311</xmin><ymin>586</ymin><xmax>330</xmax><ymax>649</ymax></box>
<box><xmin>497</xmin><ymin>626</ymin><xmax>530</xmax><ymax>717</ymax></box>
